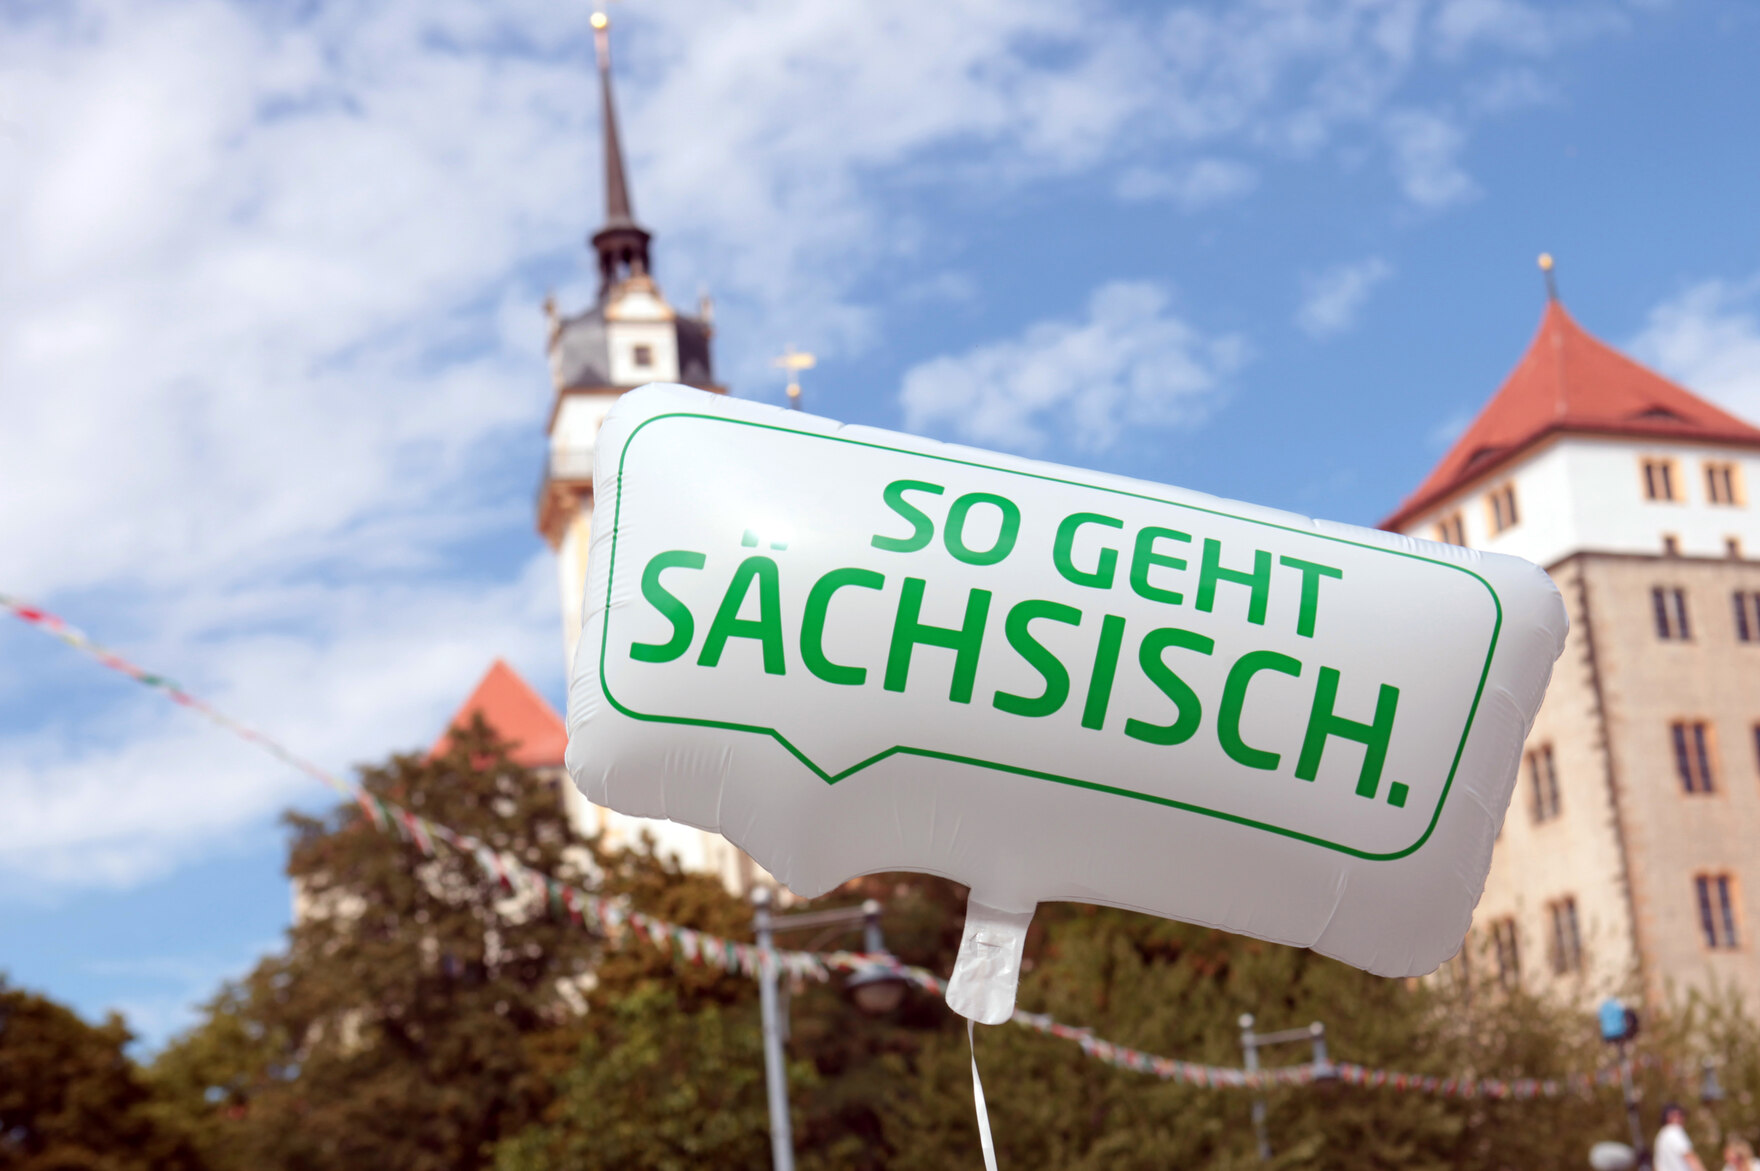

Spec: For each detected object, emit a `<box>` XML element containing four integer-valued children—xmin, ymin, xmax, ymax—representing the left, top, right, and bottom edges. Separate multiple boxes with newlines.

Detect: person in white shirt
<box><xmin>1655</xmin><ymin>1104</ymin><xmax>1705</xmax><ymax>1171</ymax></box>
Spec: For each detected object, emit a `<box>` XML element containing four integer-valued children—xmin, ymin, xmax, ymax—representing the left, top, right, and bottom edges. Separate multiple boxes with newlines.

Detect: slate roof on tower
<box><xmin>431</xmin><ymin>659</ymin><xmax>567</xmax><ymax>769</ymax></box>
<box><xmin>1381</xmin><ymin>298</ymin><xmax>1760</xmax><ymax>531</ymax></box>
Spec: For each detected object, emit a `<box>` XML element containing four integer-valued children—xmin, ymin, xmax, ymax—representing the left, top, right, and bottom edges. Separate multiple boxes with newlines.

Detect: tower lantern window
<box><xmin>633</xmin><ymin>344</ymin><xmax>653</xmax><ymax>368</ymax></box>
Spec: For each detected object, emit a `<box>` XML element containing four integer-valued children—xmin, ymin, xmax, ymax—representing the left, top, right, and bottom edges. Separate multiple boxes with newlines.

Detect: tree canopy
<box><xmin>113</xmin><ymin>717</ymin><xmax>1760</xmax><ymax>1170</ymax></box>
<box><xmin>0</xmin><ymin>976</ymin><xmax>203</xmax><ymax>1171</ymax></box>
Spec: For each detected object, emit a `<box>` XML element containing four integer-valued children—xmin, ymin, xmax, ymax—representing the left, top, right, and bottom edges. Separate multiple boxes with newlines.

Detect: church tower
<box><xmin>535</xmin><ymin>14</ymin><xmax>753</xmax><ymax>891</ymax></box>
<box><xmin>537</xmin><ymin>12</ymin><xmax>722</xmax><ymax>672</ymax></box>
<box><xmin>1383</xmin><ymin>263</ymin><xmax>1760</xmax><ymax>1007</ymax></box>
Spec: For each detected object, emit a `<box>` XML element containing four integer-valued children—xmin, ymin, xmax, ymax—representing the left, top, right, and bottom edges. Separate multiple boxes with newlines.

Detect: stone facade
<box><xmin>1474</xmin><ymin>550</ymin><xmax>1760</xmax><ymax>1005</ymax></box>
<box><xmin>1386</xmin><ymin>296</ymin><xmax>1760</xmax><ymax>1007</ymax></box>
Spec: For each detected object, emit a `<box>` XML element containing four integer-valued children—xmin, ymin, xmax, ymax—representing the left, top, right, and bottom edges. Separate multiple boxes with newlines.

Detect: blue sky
<box><xmin>3</xmin><ymin>0</ymin><xmax>1759</xmax><ymax>1047</ymax></box>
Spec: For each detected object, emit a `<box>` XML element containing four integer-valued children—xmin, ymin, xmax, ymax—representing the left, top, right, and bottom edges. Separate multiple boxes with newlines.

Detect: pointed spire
<box><xmin>592</xmin><ymin>12</ymin><xmax>635</xmax><ymax>227</ymax></box>
<box><xmin>588</xmin><ymin>11</ymin><xmax>652</xmax><ymax>300</ymax></box>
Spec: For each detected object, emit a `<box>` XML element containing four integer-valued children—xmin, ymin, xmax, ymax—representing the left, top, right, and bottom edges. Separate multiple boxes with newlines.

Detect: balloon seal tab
<box><xmin>946</xmin><ymin>898</ymin><xmax>1035</xmax><ymax>1025</ymax></box>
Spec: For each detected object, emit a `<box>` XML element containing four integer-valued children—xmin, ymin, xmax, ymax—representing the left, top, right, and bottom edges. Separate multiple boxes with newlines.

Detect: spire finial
<box><xmin>773</xmin><ymin>346</ymin><xmax>817</xmax><ymax>410</ymax></box>
<box><xmin>1538</xmin><ymin>252</ymin><xmax>1558</xmax><ymax>303</ymax></box>
<box><xmin>586</xmin><ymin>5</ymin><xmax>652</xmax><ymax>299</ymax></box>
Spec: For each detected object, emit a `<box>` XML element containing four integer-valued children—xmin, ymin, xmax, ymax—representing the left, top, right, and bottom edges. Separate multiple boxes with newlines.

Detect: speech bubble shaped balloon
<box><xmin>565</xmin><ymin>385</ymin><xmax>1568</xmax><ymax>1022</ymax></box>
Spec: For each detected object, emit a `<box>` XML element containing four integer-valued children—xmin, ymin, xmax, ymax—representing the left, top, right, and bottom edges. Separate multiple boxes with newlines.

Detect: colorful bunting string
<box><xmin>1</xmin><ymin>591</ymin><xmax>1675</xmax><ymax>1101</ymax></box>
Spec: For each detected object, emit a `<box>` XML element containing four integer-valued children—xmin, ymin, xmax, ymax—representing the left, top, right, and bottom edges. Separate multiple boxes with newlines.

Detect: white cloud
<box><xmin>1466</xmin><ymin>66</ymin><xmax>1557</xmax><ymax>114</ymax></box>
<box><xmin>0</xmin><ymin>0</ymin><xmax>1650</xmax><ymax>896</ymax></box>
<box><xmin>1115</xmin><ymin>159</ymin><xmax>1259</xmax><ymax>209</ymax></box>
<box><xmin>0</xmin><ymin>555</ymin><xmax>561</xmax><ymax>891</ymax></box>
<box><xmin>1433</xmin><ymin>0</ymin><xmax>1556</xmax><ymax>57</ymax></box>
<box><xmin>1384</xmin><ymin>108</ymin><xmax>1479</xmax><ymax>208</ymax></box>
<box><xmin>1432</xmin><ymin>0</ymin><xmax>1630</xmax><ymax>59</ymax></box>
<box><xmin>899</xmin><ymin>281</ymin><xmax>1247</xmax><ymax>454</ymax></box>
<box><xmin>895</xmin><ymin>270</ymin><xmax>981</xmax><ymax>307</ymax></box>
<box><xmin>0</xmin><ymin>0</ymin><xmax>1637</xmax><ymax>598</ymax></box>
<box><xmin>1629</xmin><ymin>275</ymin><xmax>1760</xmax><ymax>425</ymax></box>
<box><xmin>1298</xmin><ymin>256</ymin><xmax>1395</xmax><ymax>338</ymax></box>
<box><xmin>619</xmin><ymin>0</ymin><xmax>1640</xmax><ymax>373</ymax></box>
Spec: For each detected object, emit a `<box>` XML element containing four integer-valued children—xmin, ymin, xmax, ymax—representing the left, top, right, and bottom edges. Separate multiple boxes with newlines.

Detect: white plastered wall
<box><xmin>1403</xmin><ymin>438</ymin><xmax>1760</xmax><ymax>566</ymax></box>
<box><xmin>605</xmin><ymin>286</ymin><xmax>679</xmax><ymax>386</ymax></box>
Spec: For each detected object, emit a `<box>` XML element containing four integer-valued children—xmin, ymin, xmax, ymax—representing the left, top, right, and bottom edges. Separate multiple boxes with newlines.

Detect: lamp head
<box><xmin>845</xmin><ymin>965</ymin><xmax>909</xmax><ymax>1016</ymax></box>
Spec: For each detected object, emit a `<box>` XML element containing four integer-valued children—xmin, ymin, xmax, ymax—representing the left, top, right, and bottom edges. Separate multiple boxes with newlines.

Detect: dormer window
<box><xmin>633</xmin><ymin>344</ymin><xmax>654</xmax><ymax>368</ymax></box>
<box><xmin>1434</xmin><ymin>511</ymin><xmax>1465</xmax><ymax>546</ymax></box>
<box><xmin>1642</xmin><ymin>457</ymin><xmax>1679</xmax><ymax>502</ymax></box>
<box><xmin>1487</xmin><ymin>483</ymin><xmax>1520</xmax><ymax>534</ymax></box>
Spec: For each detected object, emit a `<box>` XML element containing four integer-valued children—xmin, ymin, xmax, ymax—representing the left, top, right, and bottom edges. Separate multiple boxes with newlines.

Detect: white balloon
<box><xmin>565</xmin><ymin>385</ymin><xmax>1568</xmax><ymax>1022</ymax></box>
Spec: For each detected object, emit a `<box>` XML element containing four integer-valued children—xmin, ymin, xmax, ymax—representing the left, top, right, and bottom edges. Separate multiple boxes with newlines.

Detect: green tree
<box><xmin>495</xmin><ymin>872</ymin><xmax>970</xmax><ymax>1171</ymax></box>
<box><xmin>152</xmin><ymin>719</ymin><xmax>627</xmax><ymax>1171</ymax></box>
<box><xmin>866</xmin><ymin>902</ymin><xmax>1657</xmax><ymax>1171</ymax></box>
<box><xmin>150</xmin><ymin>714</ymin><xmax>1743</xmax><ymax>1170</ymax></box>
<box><xmin>494</xmin><ymin>983</ymin><xmax>782</xmax><ymax>1171</ymax></box>
<box><xmin>0</xmin><ymin>976</ymin><xmax>204</xmax><ymax>1171</ymax></box>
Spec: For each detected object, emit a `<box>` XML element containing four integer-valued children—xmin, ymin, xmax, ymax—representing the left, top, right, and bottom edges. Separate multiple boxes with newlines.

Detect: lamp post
<box><xmin>1700</xmin><ymin>1057</ymin><xmax>1724</xmax><ymax>1149</ymax></box>
<box><xmin>1239</xmin><ymin>1014</ymin><xmax>1334</xmax><ymax>1162</ymax></box>
<box><xmin>1599</xmin><ymin>998</ymin><xmax>1644</xmax><ymax>1154</ymax></box>
<box><xmin>752</xmin><ymin>888</ymin><xmax>794</xmax><ymax>1171</ymax></box>
<box><xmin>752</xmin><ymin>890</ymin><xmax>909</xmax><ymax>1171</ymax></box>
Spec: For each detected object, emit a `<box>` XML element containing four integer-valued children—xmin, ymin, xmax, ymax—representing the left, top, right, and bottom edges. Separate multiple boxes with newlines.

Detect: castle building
<box><xmin>1382</xmin><ymin>280</ymin><xmax>1760</xmax><ymax>1005</ymax></box>
<box><xmin>529</xmin><ymin>15</ymin><xmax>754</xmax><ymax>892</ymax></box>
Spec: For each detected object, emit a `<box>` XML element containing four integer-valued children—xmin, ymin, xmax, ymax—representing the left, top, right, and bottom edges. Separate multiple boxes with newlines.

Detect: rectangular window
<box><xmin>1730</xmin><ymin>538</ymin><xmax>1744</xmax><ymax>560</ymax></box>
<box><xmin>1652</xmin><ymin>587</ymin><xmax>1691</xmax><ymax>640</ymax></box>
<box><xmin>1695</xmin><ymin>874</ymin><xmax>1740</xmax><ymax>950</ymax></box>
<box><xmin>1434</xmin><ymin>512</ymin><xmax>1465</xmax><ymax>546</ymax></box>
<box><xmin>1643</xmin><ymin>458</ymin><xmax>1679</xmax><ymax>501</ymax></box>
<box><xmin>1488</xmin><ymin>484</ymin><xmax>1520</xmax><ymax>533</ymax></box>
<box><xmin>1663</xmin><ymin>534</ymin><xmax>1681</xmax><ymax>557</ymax></box>
<box><xmin>1491</xmin><ymin>917</ymin><xmax>1520</xmax><ymax>986</ymax></box>
<box><xmin>1527</xmin><ymin>744</ymin><xmax>1561</xmax><ymax>823</ymax></box>
<box><xmin>1735</xmin><ymin>591</ymin><xmax>1760</xmax><ymax>643</ymax></box>
<box><xmin>632</xmin><ymin>344</ymin><xmax>654</xmax><ymax>368</ymax></box>
<box><xmin>1705</xmin><ymin>461</ymin><xmax>1742</xmax><ymax>505</ymax></box>
<box><xmin>1547</xmin><ymin>898</ymin><xmax>1583</xmax><ymax>974</ymax></box>
<box><xmin>1671</xmin><ymin>720</ymin><xmax>1716</xmax><ymax>794</ymax></box>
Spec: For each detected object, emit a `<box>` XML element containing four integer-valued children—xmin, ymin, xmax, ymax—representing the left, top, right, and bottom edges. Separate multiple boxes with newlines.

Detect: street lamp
<box><xmin>845</xmin><ymin>899</ymin><xmax>909</xmax><ymax>1015</ymax></box>
<box><xmin>1598</xmin><ymin>997</ymin><xmax>1644</xmax><ymax>1154</ymax></box>
<box><xmin>1239</xmin><ymin>1013</ymin><xmax>1333</xmax><ymax>1162</ymax></box>
<box><xmin>1700</xmin><ymin>1057</ymin><xmax>1724</xmax><ymax>1108</ymax></box>
<box><xmin>752</xmin><ymin>889</ymin><xmax>909</xmax><ymax>1171</ymax></box>
<box><xmin>1701</xmin><ymin>1057</ymin><xmax>1725</xmax><ymax>1150</ymax></box>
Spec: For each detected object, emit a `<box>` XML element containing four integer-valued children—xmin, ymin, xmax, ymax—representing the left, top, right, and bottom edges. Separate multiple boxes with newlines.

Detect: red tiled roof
<box><xmin>431</xmin><ymin>659</ymin><xmax>567</xmax><ymax>769</ymax></box>
<box><xmin>1382</xmin><ymin>300</ymin><xmax>1760</xmax><ymax>531</ymax></box>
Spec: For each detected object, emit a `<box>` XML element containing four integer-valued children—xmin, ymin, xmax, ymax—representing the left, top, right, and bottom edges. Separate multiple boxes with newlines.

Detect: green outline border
<box><xmin>598</xmin><ymin>412</ymin><xmax>1504</xmax><ymax>862</ymax></box>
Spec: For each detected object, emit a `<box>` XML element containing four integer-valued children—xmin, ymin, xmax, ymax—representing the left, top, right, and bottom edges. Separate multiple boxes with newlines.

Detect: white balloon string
<box><xmin>970</xmin><ymin>1019</ymin><xmax>998</xmax><ymax>1171</ymax></box>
